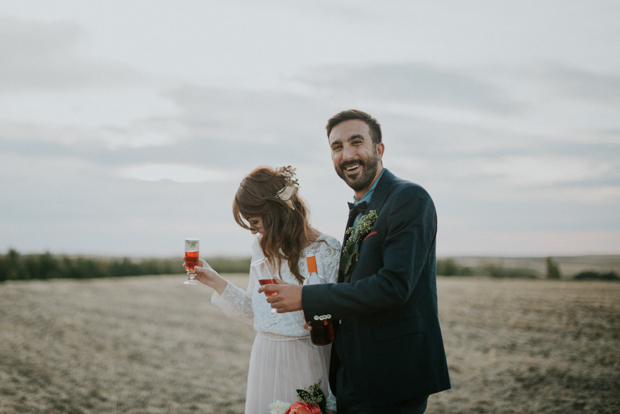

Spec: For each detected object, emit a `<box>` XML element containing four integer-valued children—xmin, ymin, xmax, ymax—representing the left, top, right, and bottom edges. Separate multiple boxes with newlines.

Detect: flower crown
<box><xmin>276</xmin><ymin>166</ymin><xmax>299</xmax><ymax>210</ymax></box>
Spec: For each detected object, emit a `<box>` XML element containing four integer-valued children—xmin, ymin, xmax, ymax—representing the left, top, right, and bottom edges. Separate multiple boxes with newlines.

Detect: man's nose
<box><xmin>341</xmin><ymin>144</ymin><xmax>355</xmax><ymax>161</ymax></box>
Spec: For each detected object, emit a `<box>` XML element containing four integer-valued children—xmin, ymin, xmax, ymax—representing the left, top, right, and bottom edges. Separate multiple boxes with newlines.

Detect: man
<box><xmin>260</xmin><ymin>110</ymin><xmax>450</xmax><ymax>413</ymax></box>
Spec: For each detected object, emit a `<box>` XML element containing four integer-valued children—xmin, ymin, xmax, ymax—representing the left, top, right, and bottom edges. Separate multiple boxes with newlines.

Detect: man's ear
<box><xmin>376</xmin><ymin>143</ymin><xmax>385</xmax><ymax>161</ymax></box>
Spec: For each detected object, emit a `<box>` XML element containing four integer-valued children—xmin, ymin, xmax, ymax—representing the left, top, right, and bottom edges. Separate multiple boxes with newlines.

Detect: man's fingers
<box><xmin>258</xmin><ymin>284</ymin><xmax>278</xmax><ymax>294</ymax></box>
<box><xmin>257</xmin><ymin>283</ymin><xmax>302</xmax><ymax>313</ymax></box>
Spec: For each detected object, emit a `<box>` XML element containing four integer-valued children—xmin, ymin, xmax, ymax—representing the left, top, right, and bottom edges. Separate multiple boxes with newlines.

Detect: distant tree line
<box><xmin>3</xmin><ymin>250</ymin><xmax>617</xmax><ymax>282</ymax></box>
<box><xmin>436</xmin><ymin>258</ymin><xmax>538</xmax><ymax>278</ymax></box>
<box><xmin>437</xmin><ymin>257</ymin><xmax>618</xmax><ymax>281</ymax></box>
<box><xmin>0</xmin><ymin>249</ymin><xmax>252</xmax><ymax>282</ymax></box>
<box><xmin>437</xmin><ymin>257</ymin><xmax>550</xmax><ymax>279</ymax></box>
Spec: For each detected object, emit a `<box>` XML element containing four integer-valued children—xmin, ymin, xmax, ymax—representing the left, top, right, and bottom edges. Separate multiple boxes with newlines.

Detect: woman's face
<box><xmin>246</xmin><ymin>216</ymin><xmax>264</xmax><ymax>235</ymax></box>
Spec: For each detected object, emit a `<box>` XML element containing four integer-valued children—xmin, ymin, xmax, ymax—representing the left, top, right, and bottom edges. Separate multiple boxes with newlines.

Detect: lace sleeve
<box><xmin>317</xmin><ymin>235</ymin><xmax>341</xmax><ymax>284</ymax></box>
<box><xmin>211</xmin><ymin>238</ymin><xmax>261</xmax><ymax>325</ymax></box>
<box><xmin>211</xmin><ymin>278</ymin><xmax>254</xmax><ymax>325</ymax></box>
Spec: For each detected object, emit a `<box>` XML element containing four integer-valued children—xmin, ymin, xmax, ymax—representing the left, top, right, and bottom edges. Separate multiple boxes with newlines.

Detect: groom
<box><xmin>260</xmin><ymin>110</ymin><xmax>450</xmax><ymax>413</ymax></box>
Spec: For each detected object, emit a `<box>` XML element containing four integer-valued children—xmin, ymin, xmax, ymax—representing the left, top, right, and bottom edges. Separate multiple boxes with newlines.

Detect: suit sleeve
<box><xmin>302</xmin><ymin>186</ymin><xmax>437</xmax><ymax>320</ymax></box>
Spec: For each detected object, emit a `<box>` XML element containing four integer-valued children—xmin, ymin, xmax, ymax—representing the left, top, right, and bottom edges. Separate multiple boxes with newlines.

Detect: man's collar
<box><xmin>353</xmin><ymin>169</ymin><xmax>386</xmax><ymax>205</ymax></box>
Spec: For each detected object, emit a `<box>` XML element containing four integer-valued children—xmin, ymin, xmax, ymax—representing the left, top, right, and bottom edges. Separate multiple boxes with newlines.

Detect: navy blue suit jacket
<box><xmin>302</xmin><ymin>169</ymin><xmax>450</xmax><ymax>406</ymax></box>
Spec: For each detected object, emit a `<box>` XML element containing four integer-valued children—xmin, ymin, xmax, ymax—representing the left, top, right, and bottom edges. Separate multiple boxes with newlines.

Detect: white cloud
<box><xmin>98</xmin><ymin>120</ymin><xmax>182</xmax><ymax>149</ymax></box>
<box><xmin>500</xmin><ymin>185</ymin><xmax>620</xmax><ymax>205</ymax></box>
<box><xmin>0</xmin><ymin>18</ymin><xmax>141</xmax><ymax>94</ymax></box>
<box><xmin>536</xmin><ymin>64</ymin><xmax>620</xmax><ymax>105</ymax></box>
<box><xmin>298</xmin><ymin>63</ymin><xmax>522</xmax><ymax>114</ymax></box>
<box><xmin>467</xmin><ymin>156</ymin><xmax>611</xmax><ymax>186</ymax></box>
<box><xmin>118</xmin><ymin>164</ymin><xmax>234</xmax><ymax>183</ymax></box>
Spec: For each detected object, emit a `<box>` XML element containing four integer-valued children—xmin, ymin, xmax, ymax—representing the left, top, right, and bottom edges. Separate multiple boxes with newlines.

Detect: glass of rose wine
<box><xmin>183</xmin><ymin>238</ymin><xmax>200</xmax><ymax>285</ymax></box>
<box><xmin>252</xmin><ymin>258</ymin><xmax>278</xmax><ymax>315</ymax></box>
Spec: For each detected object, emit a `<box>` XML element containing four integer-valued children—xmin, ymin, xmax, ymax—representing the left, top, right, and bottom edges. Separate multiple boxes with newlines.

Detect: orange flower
<box><xmin>285</xmin><ymin>401</ymin><xmax>321</xmax><ymax>414</ymax></box>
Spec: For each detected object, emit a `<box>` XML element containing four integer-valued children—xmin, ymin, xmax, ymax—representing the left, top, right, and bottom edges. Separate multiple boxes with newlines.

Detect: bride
<box><xmin>189</xmin><ymin>166</ymin><xmax>339</xmax><ymax>413</ymax></box>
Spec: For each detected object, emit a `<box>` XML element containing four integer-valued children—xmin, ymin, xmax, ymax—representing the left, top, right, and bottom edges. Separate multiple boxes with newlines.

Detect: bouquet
<box><xmin>269</xmin><ymin>379</ymin><xmax>326</xmax><ymax>414</ymax></box>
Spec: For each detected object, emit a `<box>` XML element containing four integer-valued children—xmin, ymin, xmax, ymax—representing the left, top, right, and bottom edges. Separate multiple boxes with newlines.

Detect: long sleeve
<box><xmin>211</xmin><ymin>277</ymin><xmax>255</xmax><ymax>325</ymax></box>
<box><xmin>211</xmin><ymin>238</ymin><xmax>263</xmax><ymax>326</ymax></box>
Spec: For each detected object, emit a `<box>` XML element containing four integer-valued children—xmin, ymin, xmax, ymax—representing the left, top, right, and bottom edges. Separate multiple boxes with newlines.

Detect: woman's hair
<box><xmin>233</xmin><ymin>166</ymin><xmax>312</xmax><ymax>284</ymax></box>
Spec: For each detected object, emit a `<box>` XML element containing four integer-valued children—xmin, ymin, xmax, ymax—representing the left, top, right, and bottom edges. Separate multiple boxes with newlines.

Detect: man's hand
<box><xmin>258</xmin><ymin>282</ymin><xmax>303</xmax><ymax>313</ymax></box>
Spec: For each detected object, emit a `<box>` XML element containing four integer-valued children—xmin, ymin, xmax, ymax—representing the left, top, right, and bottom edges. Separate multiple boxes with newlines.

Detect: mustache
<box><xmin>339</xmin><ymin>159</ymin><xmax>365</xmax><ymax>170</ymax></box>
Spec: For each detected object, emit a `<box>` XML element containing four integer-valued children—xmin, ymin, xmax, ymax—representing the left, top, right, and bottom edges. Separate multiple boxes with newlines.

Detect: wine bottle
<box><xmin>304</xmin><ymin>251</ymin><xmax>334</xmax><ymax>346</ymax></box>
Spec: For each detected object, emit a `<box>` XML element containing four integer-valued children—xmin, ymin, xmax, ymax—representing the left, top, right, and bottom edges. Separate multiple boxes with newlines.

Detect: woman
<box><xmin>189</xmin><ymin>166</ymin><xmax>340</xmax><ymax>413</ymax></box>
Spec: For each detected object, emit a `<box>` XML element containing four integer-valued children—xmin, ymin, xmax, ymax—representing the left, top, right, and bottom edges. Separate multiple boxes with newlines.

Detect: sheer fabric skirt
<box><xmin>245</xmin><ymin>332</ymin><xmax>332</xmax><ymax>414</ymax></box>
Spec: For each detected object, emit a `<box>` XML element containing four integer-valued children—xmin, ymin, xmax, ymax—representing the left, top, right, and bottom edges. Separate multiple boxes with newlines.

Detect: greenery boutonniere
<box><xmin>340</xmin><ymin>210</ymin><xmax>378</xmax><ymax>275</ymax></box>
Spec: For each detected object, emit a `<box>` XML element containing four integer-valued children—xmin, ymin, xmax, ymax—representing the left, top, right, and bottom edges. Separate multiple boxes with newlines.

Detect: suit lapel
<box><xmin>338</xmin><ymin>169</ymin><xmax>395</xmax><ymax>283</ymax></box>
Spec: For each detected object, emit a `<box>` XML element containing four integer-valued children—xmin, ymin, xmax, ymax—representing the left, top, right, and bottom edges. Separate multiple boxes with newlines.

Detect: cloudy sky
<box><xmin>1</xmin><ymin>0</ymin><xmax>619</xmax><ymax>258</ymax></box>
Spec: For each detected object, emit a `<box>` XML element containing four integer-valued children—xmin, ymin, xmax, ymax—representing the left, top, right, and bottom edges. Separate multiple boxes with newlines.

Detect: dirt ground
<box><xmin>1</xmin><ymin>275</ymin><xmax>618</xmax><ymax>413</ymax></box>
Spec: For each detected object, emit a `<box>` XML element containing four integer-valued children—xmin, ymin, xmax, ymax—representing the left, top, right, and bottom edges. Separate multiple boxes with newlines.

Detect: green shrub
<box><xmin>483</xmin><ymin>263</ymin><xmax>539</xmax><ymax>279</ymax></box>
<box><xmin>436</xmin><ymin>258</ymin><xmax>474</xmax><ymax>276</ymax></box>
<box><xmin>545</xmin><ymin>257</ymin><xmax>562</xmax><ymax>280</ymax></box>
<box><xmin>207</xmin><ymin>257</ymin><xmax>252</xmax><ymax>274</ymax></box>
<box><xmin>573</xmin><ymin>270</ymin><xmax>619</xmax><ymax>281</ymax></box>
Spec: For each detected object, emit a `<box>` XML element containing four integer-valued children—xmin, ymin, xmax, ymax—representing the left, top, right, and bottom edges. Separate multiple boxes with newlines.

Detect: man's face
<box><xmin>328</xmin><ymin>119</ymin><xmax>384</xmax><ymax>192</ymax></box>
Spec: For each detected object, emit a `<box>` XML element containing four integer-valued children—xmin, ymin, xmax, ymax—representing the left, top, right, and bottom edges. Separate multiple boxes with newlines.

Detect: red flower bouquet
<box><xmin>270</xmin><ymin>379</ymin><xmax>327</xmax><ymax>414</ymax></box>
<box><xmin>285</xmin><ymin>401</ymin><xmax>322</xmax><ymax>414</ymax></box>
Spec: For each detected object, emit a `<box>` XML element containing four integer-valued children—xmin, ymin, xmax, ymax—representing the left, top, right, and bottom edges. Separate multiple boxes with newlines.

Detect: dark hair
<box><xmin>232</xmin><ymin>166</ymin><xmax>311</xmax><ymax>284</ymax></box>
<box><xmin>326</xmin><ymin>109</ymin><xmax>382</xmax><ymax>144</ymax></box>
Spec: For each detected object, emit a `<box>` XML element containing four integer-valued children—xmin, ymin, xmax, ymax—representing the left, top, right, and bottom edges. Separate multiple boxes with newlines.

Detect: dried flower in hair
<box><xmin>276</xmin><ymin>166</ymin><xmax>299</xmax><ymax>210</ymax></box>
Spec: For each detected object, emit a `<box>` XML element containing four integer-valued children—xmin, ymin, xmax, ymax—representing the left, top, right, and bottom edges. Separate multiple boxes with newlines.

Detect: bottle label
<box><xmin>306</xmin><ymin>254</ymin><xmax>318</xmax><ymax>273</ymax></box>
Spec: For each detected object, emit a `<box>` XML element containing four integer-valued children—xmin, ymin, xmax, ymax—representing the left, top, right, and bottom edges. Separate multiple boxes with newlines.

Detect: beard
<box><xmin>335</xmin><ymin>149</ymin><xmax>379</xmax><ymax>192</ymax></box>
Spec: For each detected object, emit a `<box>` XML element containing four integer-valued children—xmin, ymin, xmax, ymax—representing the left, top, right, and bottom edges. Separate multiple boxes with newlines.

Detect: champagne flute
<box><xmin>252</xmin><ymin>258</ymin><xmax>278</xmax><ymax>315</ymax></box>
<box><xmin>183</xmin><ymin>238</ymin><xmax>200</xmax><ymax>285</ymax></box>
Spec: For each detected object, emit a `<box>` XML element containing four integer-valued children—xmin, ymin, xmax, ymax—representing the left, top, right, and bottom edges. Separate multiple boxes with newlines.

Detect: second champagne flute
<box><xmin>252</xmin><ymin>258</ymin><xmax>278</xmax><ymax>315</ymax></box>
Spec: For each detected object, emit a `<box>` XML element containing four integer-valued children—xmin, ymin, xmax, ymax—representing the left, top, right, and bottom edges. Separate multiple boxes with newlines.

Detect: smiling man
<box><xmin>260</xmin><ymin>109</ymin><xmax>451</xmax><ymax>413</ymax></box>
<box><xmin>329</xmin><ymin>114</ymin><xmax>384</xmax><ymax>200</ymax></box>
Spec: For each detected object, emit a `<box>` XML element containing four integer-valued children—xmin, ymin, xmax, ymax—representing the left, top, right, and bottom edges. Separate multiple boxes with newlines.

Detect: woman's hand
<box><xmin>301</xmin><ymin>311</ymin><xmax>312</xmax><ymax>331</ymax></box>
<box><xmin>189</xmin><ymin>259</ymin><xmax>228</xmax><ymax>294</ymax></box>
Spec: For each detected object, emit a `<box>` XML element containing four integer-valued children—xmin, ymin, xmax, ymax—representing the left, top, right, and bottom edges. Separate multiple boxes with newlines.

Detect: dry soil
<box><xmin>1</xmin><ymin>275</ymin><xmax>618</xmax><ymax>413</ymax></box>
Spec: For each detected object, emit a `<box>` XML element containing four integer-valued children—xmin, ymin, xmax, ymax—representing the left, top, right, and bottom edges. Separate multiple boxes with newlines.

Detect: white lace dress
<box><xmin>212</xmin><ymin>234</ymin><xmax>340</xmax><ymax>413</ymax></box>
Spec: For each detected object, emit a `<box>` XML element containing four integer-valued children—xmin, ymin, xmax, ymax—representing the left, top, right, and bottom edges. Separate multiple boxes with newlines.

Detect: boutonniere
<box><xmin>340</xmin><ymin>210</ymin><xmax>378</xmax><ymax>275</ymax></box>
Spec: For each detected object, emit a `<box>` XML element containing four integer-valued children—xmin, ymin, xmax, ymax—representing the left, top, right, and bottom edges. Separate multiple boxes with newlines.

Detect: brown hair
<box><xmin>233</xmin><ymin>166</ymin><xmax>312</xmax><ymax>284</ymax></box>
<box><xmin>326</xmin><ymin>109</ymin><xmax>382</xmax><ymax>144</ymax></box>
